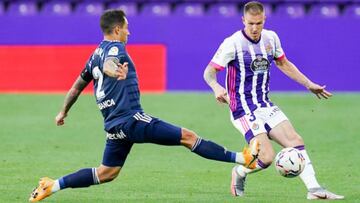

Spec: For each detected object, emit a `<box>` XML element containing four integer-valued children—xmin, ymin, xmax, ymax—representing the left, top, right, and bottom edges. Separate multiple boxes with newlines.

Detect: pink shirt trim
<box><xmin>209</xmin><ymin>61</ymin><xmax>225</xmax><ymax>71</ymax></box>
<box><xmin>275</xmin><ymin>54</ymin><xmax>285</xmax><ymax>61</ymax></box>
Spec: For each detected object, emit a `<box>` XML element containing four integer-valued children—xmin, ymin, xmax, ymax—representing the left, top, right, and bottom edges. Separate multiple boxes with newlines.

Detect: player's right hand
<box><xmin>55</xmin><ymin>111</ymin><xmax>67</xmax><ymax>126</ymax></box>
<box><xmin>214</xmin><ymin>84</ymin><xmax>230</xmax><ymax>104</ymax></box>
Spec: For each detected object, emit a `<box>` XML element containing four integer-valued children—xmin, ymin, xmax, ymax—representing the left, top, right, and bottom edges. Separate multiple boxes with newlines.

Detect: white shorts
<box><xmin>231</xmin><ymin>106</ymin><xmax>288</xmax><ymax>143</ymax></box>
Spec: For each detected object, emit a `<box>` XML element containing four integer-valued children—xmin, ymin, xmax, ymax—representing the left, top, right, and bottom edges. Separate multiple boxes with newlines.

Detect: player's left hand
<box><xmin>116</xmin><ymin>62</ymin><xmax>128</xmax><ymax>80</ymax></box>
<box><xmin>307</xmin><ymin>82</ymin><xmax>332</xmax><ymax>99</ymax></box>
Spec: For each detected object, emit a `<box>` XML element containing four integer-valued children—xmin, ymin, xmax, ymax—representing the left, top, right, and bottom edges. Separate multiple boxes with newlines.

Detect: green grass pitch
<box><xmin>0</xmin><ymin>93</ymin><xmax>359</xmax><ymax>203</ymax></box>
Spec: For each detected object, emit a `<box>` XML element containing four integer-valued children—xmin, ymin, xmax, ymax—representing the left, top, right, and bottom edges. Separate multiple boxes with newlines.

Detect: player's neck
<box><xmin>104</xmin><ymin>35</ymin><xmax>120</xmax><ymax>42</ymax></box>
<box><xmin>242</xmin><ymin>29</ymin><xmax>261</xmax><ymax>43</ymax></box>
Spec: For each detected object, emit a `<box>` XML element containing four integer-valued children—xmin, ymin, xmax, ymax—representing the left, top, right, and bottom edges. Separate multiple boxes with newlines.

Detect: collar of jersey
<box><xmin>241</xmin><ymin>30</ymin><xmax>261</xmax><ymax>44</ymax></box>
<box><xmin>103</xmin><ymin>39</ymin><xmax>122</xmax><ymax>43</ymax></box>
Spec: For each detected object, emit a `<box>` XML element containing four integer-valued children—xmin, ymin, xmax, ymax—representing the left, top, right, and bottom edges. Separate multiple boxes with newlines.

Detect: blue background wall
<box><xmin>0</xmin><ymin>15</ymin><xmax>359</xmax><ymax>91</ymax></box>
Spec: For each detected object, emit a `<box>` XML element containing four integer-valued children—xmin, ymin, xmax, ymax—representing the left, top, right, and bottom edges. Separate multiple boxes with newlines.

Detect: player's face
<box><xmin>242</xmin><ymin>12</ymin><xmax>265</xmax><ymax>41</ymax></box>
<box><xmin>118</xmin><ymin>17</ymin><xmax>130</xmax><ymax>43</ymax></box>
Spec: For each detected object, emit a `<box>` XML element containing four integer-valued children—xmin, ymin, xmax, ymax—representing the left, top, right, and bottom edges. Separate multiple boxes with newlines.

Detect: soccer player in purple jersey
<box><xmin>203</xmin><ymin>1</ymin><xmax>343</xmax><ymax>200</ymax></box>
<box><xmin>28</xmin><ymin>9</ymin><xmax>259</xmax><ymax>202</ymax></box>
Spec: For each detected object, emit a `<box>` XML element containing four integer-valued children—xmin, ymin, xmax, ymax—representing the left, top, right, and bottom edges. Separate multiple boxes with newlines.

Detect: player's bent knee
<box><xmin>288</xmin><ymin>132</ymin><xmax>304</xmax><ymax>146</ymax></box>
<box><xmin>96</xmin><ymin>165</ymin><xmax>121</xmax><ymax>183</ymax></box>
<box><xmin>180</xmin><ymin>128</ymin><xmax>198</xmax><ymax>149</ymax></box>
<box><xmin>294</xmin><ymin>134</ymin><xmax>304</xmax><ymax>145</ymax></box>
<box><xmin>259</xmin><ymin>154</ymin><xmax>274</xmax><ymax>166</ymax></box>
<box><xmin>259</xmin><ymin>149</ymin><xmax>275</xmax><ymax>166</ymax></box>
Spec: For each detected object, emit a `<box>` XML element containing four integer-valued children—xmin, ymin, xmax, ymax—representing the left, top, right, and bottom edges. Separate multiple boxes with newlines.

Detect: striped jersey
<box><xmin>81</xmin><ymin>40</ymin><xmax>143</xmax><ymax>131</ymax></box>
<box><xmin>210</xmin><ymin>29</ymin><xmax>285</xmax><ymax>120</ymax></box>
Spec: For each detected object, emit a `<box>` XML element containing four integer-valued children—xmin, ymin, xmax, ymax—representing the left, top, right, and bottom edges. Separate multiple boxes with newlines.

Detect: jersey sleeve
<box><xmin>80</xmin><ymin>56</ymin><xmax>94</xmax><ymax>82</ymax></box>
<box><xmin>209</xmin><ymin>38</ymin><xmax>236</xmax><ymax>71</ymax></box>
<box><xmin>272</xmin><ymin>31</ymin><xmax>285</xmax><ymax>61</ymax></box>
<box><xmin>80</xmin><ymin>65</ymin><xmax>93</xmax><ymax>82</ymax></box>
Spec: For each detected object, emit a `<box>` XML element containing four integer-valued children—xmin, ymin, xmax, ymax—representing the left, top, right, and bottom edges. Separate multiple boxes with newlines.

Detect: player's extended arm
<box><xmin>275</xmin><ymin>57</ymin><xmax>332</xmax><ymax>99</ymax></box>
<box><xmin>103</xmin><ymin>57</ymin><xmax>128</xmax><ymax>80</ymax></box>
<box><xmin>55</xmin><ymin>76</ymin><xmax>90</xmax><ymax>126</ymax></box>
<box><xmin>203</xmin><ymin>64</ymin><xmax>230</xmax><ymax>104</ymax></box>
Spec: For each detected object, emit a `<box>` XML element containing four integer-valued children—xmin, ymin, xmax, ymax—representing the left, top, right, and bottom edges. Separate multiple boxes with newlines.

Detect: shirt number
<box><xmin>92</xmin><ymin>66</ymin><xmax>105</xmax><ymax>100</ymax></box>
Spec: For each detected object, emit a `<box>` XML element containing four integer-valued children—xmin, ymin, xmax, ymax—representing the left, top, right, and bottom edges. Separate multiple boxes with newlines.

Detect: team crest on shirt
<box><xmin>265</xmin><ymin>43</ymin><xmax>273</xmax><ymax>55</ymax></box>
<box><xmin>250</xmin><ymin>54</ymin><xmax>270</xmax><ymax>73</ymax></box>
<box><xmin>252</xmin><ymin>123</ymin><xmax>259</xmax><ymax>130</ymax></box>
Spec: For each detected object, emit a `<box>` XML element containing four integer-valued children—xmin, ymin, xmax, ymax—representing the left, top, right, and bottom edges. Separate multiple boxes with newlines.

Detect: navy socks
<box><xmin>191</xmin><ymin>138</ymin><xmax>236</xmax><ymax>163</ymax></box>
<box><xmin>59</xmin><ymin>168</ymin><xmax>99</xmax><ymax>189</ymax></box>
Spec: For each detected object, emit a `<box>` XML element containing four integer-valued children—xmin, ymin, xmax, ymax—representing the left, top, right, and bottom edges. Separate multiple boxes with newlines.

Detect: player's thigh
<box><xmin>122</xmin><ymin>113</ymin><xmax>182</xmax><ymax>145</ymax></box>
<box><xmin>102</xmin><ymin>137</ymin><xmax>133</xmax><ymax>168</ymax></box>
<box><xmin>146</xmin><ymin>119</ymin><xmax>182</xmax><ymax>145</ymax></box>
<box><xmin>268</xmin><ymin>120</ymin><xmax>304</xmax><ymax>147</ymax></box>
<box><xmin>260</xmin><ymin>106</ymin><xmax>303</xmax><ymax>147</ymax></box>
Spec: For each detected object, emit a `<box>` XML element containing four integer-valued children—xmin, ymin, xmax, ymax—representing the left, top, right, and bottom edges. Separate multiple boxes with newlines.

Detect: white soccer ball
<box><xmin>275</xmin><ymin>147</ymin><xmax>305</xmax><ymax>178</ymax></box>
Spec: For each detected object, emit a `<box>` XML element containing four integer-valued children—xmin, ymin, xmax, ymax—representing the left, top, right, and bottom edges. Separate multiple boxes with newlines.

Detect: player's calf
<box><xmin>251</xmin><ymin>135</ymin><xmax>275</xmax><ymax>167</ymax></box>
<box><xmin>179</xmin><ymin>127</ymin><xmax>261</xmax><ymax>168</ymax></box>
<box><xmin>96</xmin><ymin>165</ymin><xmax>121</xmax><ymax>183</ymax></box>
<box><xmin>257</xmin><ymin>152</ymin><xmax>274</xmax><ymax>166</ymax></box>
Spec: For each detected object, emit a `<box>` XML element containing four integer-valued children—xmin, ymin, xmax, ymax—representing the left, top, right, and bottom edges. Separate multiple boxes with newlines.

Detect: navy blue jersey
<box><xmin>81</xmin><ymin>40</ymin><xmax>143</xmax><ymax>131</ymax></box>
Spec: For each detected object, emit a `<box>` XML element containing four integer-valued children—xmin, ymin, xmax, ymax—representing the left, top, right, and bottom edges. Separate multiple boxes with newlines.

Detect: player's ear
<box><xmin>113</xmin><ymin>25</ymin><xmax>120</xmax><ymax>35</ymax></box>
<box><xmin>242</xmin><ymin>16</ymin><xmax>245</xmax><ymax>25</ymax></box>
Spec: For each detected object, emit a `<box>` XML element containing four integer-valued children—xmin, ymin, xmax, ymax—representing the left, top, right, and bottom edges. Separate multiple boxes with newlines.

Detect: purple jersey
<box><xmin>210</xmin><ymin>29</ymin><xmax>285</xmax><ymax>120</ymax></box>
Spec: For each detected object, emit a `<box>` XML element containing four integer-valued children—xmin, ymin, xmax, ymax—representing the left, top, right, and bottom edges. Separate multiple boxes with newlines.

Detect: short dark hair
<box><xmin>244</xmin><ymin>1</ymin><xmax>264</xmax><ymax>15</ymax></box>
<box><xmin>100</xmin><ymin>10</ymin><xmax>126</xmax><ymax>35</ymax></box>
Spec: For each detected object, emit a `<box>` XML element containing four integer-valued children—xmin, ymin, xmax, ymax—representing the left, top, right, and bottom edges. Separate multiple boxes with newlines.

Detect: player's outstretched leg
<box><xmin>29</xmin><ymin>166</ymin><xmax>120</xmax><ymax>202</ymax></box>
<box><xmin>181</xmin><ymin>128</ymin><xmax>259</xmax><ymax>168</ymax></box>
<box><xmin>139</xmin><ymin>118</ymin><xmax>260</xmax><ymax>167</ymax></box>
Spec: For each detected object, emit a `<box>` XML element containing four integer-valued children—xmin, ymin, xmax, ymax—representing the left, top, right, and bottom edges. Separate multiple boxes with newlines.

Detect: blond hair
<box><xmin>244</xmin><ymin>1</ymin><xmax>264</xmax><ymax>15</ymax></box>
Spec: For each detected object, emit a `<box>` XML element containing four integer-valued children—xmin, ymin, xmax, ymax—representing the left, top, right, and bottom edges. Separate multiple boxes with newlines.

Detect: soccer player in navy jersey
<box><xmin>29</xmin><ymin>9</ymin><xmax>260</xmax><ymax>202</ymax></box>
<box><xmin>203</xmin><ymin>1</ymin><xmax>343</xmax><ymax>200</ymax></box>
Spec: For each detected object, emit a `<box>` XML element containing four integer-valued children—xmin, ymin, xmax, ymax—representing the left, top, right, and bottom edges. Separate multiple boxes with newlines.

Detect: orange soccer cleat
<box><xmin>29</xmin><ymin>177</ymin><xmax>54</xmax><ymax>202</ymax></box>
<box><xmin>243</xmin><ymin>139</ymin><xmax>260</xmax><ymax>169</ymax></box>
